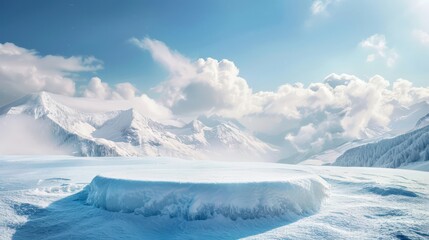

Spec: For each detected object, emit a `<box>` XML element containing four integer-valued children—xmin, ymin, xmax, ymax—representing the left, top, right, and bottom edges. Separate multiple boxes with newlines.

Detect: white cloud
<box><xmin>132</xmin><ymin>38</ymin><xmax>429</xmax><ymax>155</ymax></box>
<box><xmin>1</xmin><ymin>39</ymin><xmax>427</xmax><ymax>158</ymax></box>
<box><xmin>323</xmin><ymin>73</ymin><xmax>359</xmax><ymax>88</ymax></box>
<box><xmin>80</xmin><ymin>76</ymin><xmax>173</xmax><ymax>121</ymax></box>
<box><xmin>130</xmin><ymin>37</ymin><xmax>193</xmax><ymax>77</ymax></box>
<box><xmin>83</xmin><ymin>77</ymin><xmax>111</xmax><ymax>99</ymax></box>
<box><xmin>83</xmin><ymin>77</ymin><xmax>139</xmax><ymax>100</ymax></box>
<box><xmin>131</xmin><ymin>37</ymin><xmax>255</xmax><ymax>118</ymax></box>
<box><xmin>264</xmin><ymin>74</ymin><xmax>427</xmax><ymax>153</ymax></box>
<box><xmin>413</xmin><ymin>29</ymin><xmax>429</xmax><ymax>46</ymax></box>
<box><xmin>0</xmin><ymin>115</ymin><xmax>71</xmax><ymax>155</ymax></box>
<box><xmin>285</xmin><ymin>123</ymin><xmax>318</xmax><ymax>152</ymax></box>
<box><xmin>390</xmin><ymin>78</ymin><xmax>429</xmax><ymax>106</ymax></box>
<box><xmin>311</xmin><ymin>0</ymin><xmax>330</xmax><ymax>15</ymax></box>
<box><xmin>311</xmin><ymin>0</ymin><xmax>340</xmax><ymax>15</ymax></box>
<box><xmin>0</xmin><ymin>42</ymin><xmax>173</xmax><ymax>123</ymax></box>
<box><xmin>360</xmin><ymin>34</ymin><xmax>398</xmax><ymax>67</ymax></box>
<box><xmin>0</xmin><ymin>42</ymin><xmax>102</xmax><ymax>105</ymax></box>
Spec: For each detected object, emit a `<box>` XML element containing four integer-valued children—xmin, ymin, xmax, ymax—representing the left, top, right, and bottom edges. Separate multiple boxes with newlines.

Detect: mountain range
<box><xmin>0</xmin><ymin>91</ymin><xmax>427</xmax><ymax>168</ymax></box>
<box><xmin>0</xmin><ymin>92</ymin><xmax>277</xmax><ymax>161</ymax></box>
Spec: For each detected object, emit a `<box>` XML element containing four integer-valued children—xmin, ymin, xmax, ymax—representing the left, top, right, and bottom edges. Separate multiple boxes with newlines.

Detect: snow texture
<box><xmin>1</xmin><ymin>156</ymin><xmax>428</xmax><ymax>239</ymax></box>
<box><xmin>86</xmin><ymin>175</ymin><xmax>328</xmax><ymax>221</ymax></box>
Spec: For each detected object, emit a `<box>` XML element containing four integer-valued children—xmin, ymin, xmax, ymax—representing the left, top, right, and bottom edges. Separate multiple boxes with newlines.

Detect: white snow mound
<box><xmin>86</xmin><ymin>173</ymin><xmax>329</xmax><ymax>221</ymax></box>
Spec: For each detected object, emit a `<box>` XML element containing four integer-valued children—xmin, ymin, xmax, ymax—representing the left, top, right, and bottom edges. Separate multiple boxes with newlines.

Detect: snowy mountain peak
<box><xmin>197</xmin><ymin>114</ymin><xmax>245</xmax><ymax>130</ymax></box>
<box><xmin>0</xmin><ymin>91</ymin><xmax>76</xmax><ymax>119</ymax></box>
<box><xmin>116</xmin><ymin>108</ymin><xmax>149</xmax><ymax>128</ymax></box>
<box><xmin>185</xmin><ymin>119</ymin><xmax>205</xmax><ymax>133</ymax></box>
<box><xmin>0</xmin><ymin>92</ymin><xmax>277</xmax><ymax>161</ymax></box>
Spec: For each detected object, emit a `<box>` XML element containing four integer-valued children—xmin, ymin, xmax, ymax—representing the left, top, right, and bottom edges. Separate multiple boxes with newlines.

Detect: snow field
<box><xmin>1</xmin><ymin>156</ymin><xmax>428</xmax><ymax>239</ymax></box>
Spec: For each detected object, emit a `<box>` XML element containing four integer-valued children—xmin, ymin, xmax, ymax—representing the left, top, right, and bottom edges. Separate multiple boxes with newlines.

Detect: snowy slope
<box><xmin>415</xmin><ymin>112</ymin><xmax>429</xmax><ymax>129</ymax></box>
<box><xmin>333</xmin><ymin>124</ymin><xmax>429</xmax><ymax>168</ymax></box>
<box><xmin>298</xmin><ymin>104</ymin><xmax>429</xmax><ymax>166</ymax></box>
<box><xmin>1</xmin><ymin>156</ymin><xmax>428</xmax><ymax>239</ymax></box>
<box><xmin>0</xmin><ymin>92</ymin><xmax>276</xmax><ymax>161</ymax></box>
<box><xmin>0</xmin><ymin>92</ymin><xmax>126</xmax><ymax>156</ymax></box>
<box><xmin>298</xmin><ymin>136</ymin><xmax>390</xmax><ymax>166</ymax></box>
<box><xmin>389</xmin><ymin>100</ymin><xmax>429</xmax><ymax>134</ymax></box>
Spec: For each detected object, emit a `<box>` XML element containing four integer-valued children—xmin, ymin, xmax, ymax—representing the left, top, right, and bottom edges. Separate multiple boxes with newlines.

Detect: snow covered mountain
<box><xmin>0</xmin><ymin>92</ymin><xmax>277</xmax><ymax>161</ymax></box>
<box><xmin>1</xmin><ymin>92</ymin><xmax>427</xmax><ymax>165</ymax></box>
<box><xmin>296</xmin><ymin>101</ymin><xmax>429</xmax><ymax>166</ymax></box>
<box><xmin>333</xmin><ymin>115</ymin><xmax>429</xmax><ymax>168</ymax></box>
<box><xmin>388</xmin><ymin>100</ymin><xmax>429</xmax><ymax>134</ymax></box>
<box><xmin>415</xmin><ymin>112</ymin><xmax>429</xmax><ymax>129</ymax></box>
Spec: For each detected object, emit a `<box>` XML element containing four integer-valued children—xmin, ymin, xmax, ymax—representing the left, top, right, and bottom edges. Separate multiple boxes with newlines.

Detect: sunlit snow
<box><xmin>1</xmin><ymin>156</ymin><xmax>428</xmax><ymax>239</ymax></box>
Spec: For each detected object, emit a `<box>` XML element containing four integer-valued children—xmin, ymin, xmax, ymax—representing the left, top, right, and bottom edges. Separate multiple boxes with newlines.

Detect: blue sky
<box><xmin>1</xmin><ymin>0</ymin><xmax>428</xmax><ymax>92</ymax></box>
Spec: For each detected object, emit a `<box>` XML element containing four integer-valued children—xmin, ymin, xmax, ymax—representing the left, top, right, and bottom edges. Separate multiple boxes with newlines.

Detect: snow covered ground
<box><xmin>1</xmin><ymin>156</ymin><xmax>428</xmax><ymax>239</ymax></box>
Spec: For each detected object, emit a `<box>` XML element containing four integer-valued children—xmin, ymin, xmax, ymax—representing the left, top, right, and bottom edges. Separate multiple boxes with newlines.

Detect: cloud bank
<box><xmin>1</xmin><ymin>39</ymin><xmax>429</xmax><ymax>157</ymax></box>
<box><xmin>132</xmin><ymin>37</ymin><xmax>429</xmax><ymax>154</ymax></box>
<box><xmin>0</xmin><ymin>42</ymin><xmax>102</xmax><ymax>105</ymax></box>
<box><xmin>0</xmin><ymin>115</ymin><xmax>71</xmax><ymax>155</ymax></box>
<box><xmin>0</xmin><ymin>42</ymin><xmax>172</xmax><ymax>122</ymax></box>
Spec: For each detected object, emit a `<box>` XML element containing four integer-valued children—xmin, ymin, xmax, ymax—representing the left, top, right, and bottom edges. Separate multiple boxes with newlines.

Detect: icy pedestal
<box><xmin>85</xmin><ymin>162</ymin><xmax>329</xmax><ymax>221</ymax></box>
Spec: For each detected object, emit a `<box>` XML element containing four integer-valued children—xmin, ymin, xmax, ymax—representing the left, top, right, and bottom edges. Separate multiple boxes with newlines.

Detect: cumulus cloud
<box><xmin>1</xmin><ymin>39</ymin><xmax>428</xmax><ymax>159</ymax></box>
<box><xmin>132</xmin><ymin>37</ymin><xmax>429</xmax><ymax>155</ymax></box>
<box><xmin>285</xmin><ymin>123</ymin><xmax>319</xmax><ymax>152</ymax></box>
<box><xmin>360</xmin><ymin>34</ymin><xmax>398</xmax><ymax>67</ymax></box>
<box><xmin>412</xmin><ymin>29</ymin><xmax>429</xmax><ymax>46</ymax></box>
<box><xmin>83</xmin><ymin>77</ymin><xmax>139</xmax><ymax>100</ymax></box>
<box><xmin>131</xmin><ymin>37</ymin><xmax>255</xmax><ymax>118</ymax></box>
<box><xmin>79</xmin><ymin>76</ymin><xmax>173</xmax><ymax>121</ymax></box>
<box><xmin>0</xmin><ymin>42</ymin><xmax>102</xmax><ymax>105</ymax></box>
<box><xmin>0</xmin><ymin>41</ymin><xmax>172</xmax><ymax>123</ymax></box>
<box><xmin>256</xmin><ymin>74</ymin><xmax>428</xmax><ymax>155</ymax></box>
<box><xmin>323</xmin><ymin>73</ymin><xmax>359</xmax><ymax>88</ymax></box>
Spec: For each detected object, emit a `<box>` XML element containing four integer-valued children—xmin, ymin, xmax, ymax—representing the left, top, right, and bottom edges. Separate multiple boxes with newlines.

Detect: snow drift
<box><xmin>86</xmin><ymin>175</ymin><xmax>329</xmax><ymax>221</ymax></box>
